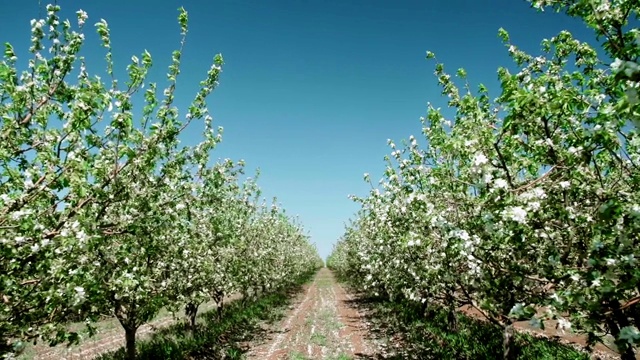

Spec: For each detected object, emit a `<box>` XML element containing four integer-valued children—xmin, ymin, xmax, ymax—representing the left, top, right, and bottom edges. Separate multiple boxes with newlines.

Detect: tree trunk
<box><xmin>217</xmin><ymin>301</ymin><xmax>224</xmax><ymax>320</ymax></box>
<box><xmin>241</xmin><ymin>290</ymin><xmax>248</xmax><ymax>306</ymax></box>
<box><xmin>185</xmin><ymin>302</ymin><xmax>199</xmax><ymax>334</ymax></box>
<box><xmin>447</xmin><ymin>309</ymin><xmax>458</xmax><ymax>332</ymax></box>
<box><xmin>213</xmin><ymin>290</ymin><xmax>224</xmax><ymax>320</ymax></box>
<box><xmin>0</xmin><ymin>336</ymin><xmax>14</xmax><ymax>358</ymax></box>
<box><xmin>420</xmin><ymin>300</ymin><xmax>428</xmax><ymax>318</ymax></box>
<box><xmin>606</xmin><ymin>316</ymin><xmax>636</xmax><ymax>360</ymax></box>
<box><xmin>446</xmin><ymin>291</ymin><xmax>457</xmax><ymax>331</ymax></box>
<box><xmin>124</xmin><ymin>326</ymin><xmax>137</xmax><ymax>360</ymax></box>
<box><xmin>115</xmin><ymin>303</ymin><xmax>138</xmax><ymax>360</ymax></box>
<box><xmin>621</xmin><ymin>344</ymin><xmax>637</xmax><ymax>360</ymax></box>
<box><xmin>503</xmin><ymin>323</ymin><xmax>516</xmax><ymax>360</ymax></box>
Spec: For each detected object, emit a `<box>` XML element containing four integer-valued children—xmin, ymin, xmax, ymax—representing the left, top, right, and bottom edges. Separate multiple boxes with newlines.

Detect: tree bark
<box><xmin>447</xmin><ymin>309</ymin><xmax>458</xmax><ymax>332</ymax></box>
<box><xmin>420</xmin><ymin>300</ymin><xmax>429</xmax><ymax>318</ymax></box>
<box><xmin>217</xmin><ymin>302</ymin><xmax>224</xmax><ymax>320</ymax></box>
<box><xmin>185</xmin><ymin>302</ymin><xmax>199</xmax><ymax>334</ymax></box>
<box><xmin>213</xmin><ymin>290</ymin><xmax>224</xmax><ymax>320</ymax></box>
<box><xmin>114</xmin><ymin>302</ymin><xmax>138</xmax><ymax>360</ymax></box>
<box><xmin>124</xmin><ymin>325</ymin><xmax>137</xmax><ymax>360</ymax></box>
<box><xmin>446</xmin><ymin>291</ymin><xmax>457</xmax><ymax>331</ymax></box>
<box><xmin>606</xmin><ymin>315</ymin><xmax>636</xmax><ymax>360</ymax></box>
<box><xmin>503</xmin><ymin>323</ymin><xmax>516</xmax><ymax>360</ymax></box>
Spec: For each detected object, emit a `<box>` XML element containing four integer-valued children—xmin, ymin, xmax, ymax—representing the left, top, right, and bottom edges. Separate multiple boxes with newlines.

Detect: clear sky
<box><xmin>1</xmin><ymin>0</ymin><xmax>597</xmax><ymax>260</ymax></box>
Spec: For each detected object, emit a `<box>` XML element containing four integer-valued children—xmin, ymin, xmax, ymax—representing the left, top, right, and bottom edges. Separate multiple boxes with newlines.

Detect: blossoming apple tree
<box><xmin>329</xmin><ymin>1</ymin><xmax>640</xmax><ymax>359</ymax></box>
<box><xmin>0</xmin><ymin>5</ymin><xmax>321</xmax><ymax>360</ymax></box>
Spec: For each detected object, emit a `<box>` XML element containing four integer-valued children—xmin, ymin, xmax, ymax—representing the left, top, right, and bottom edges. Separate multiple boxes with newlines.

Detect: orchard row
<box><xmin>329</xmin><ymin>1</ymin><xmax>640</xmax><ymax>359</ymax></box>
<box><xmin>0</xmin><ymin>5</ymin><xmax>321</xmax><ymax>360</ymax></box>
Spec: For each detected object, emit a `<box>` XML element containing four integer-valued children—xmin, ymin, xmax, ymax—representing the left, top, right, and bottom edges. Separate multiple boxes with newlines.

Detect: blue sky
<box><xmin>1</xmin><ymin>1</ymin><xmax>598</xmax><ymax>260</ymax></box>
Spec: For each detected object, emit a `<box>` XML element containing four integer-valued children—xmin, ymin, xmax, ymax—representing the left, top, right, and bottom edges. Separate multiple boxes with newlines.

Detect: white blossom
<box><xmin>557</xmin><ymin>318</ymin><xmax>572</xmax><ymax>333</ymax></box>
<box><xmin>502</xmin><ymin>206</ymin><xmax>527</xmax><ymax>224</ymax></box>
<box><xmin>473</xmin><ymin>153</ymin><xmax>488</xmax><ymax>166</ymax></box>
<box><xmin>494</xmin><ymin>178</ymin><xmax>508</xmax><ymax>189</ymax></box>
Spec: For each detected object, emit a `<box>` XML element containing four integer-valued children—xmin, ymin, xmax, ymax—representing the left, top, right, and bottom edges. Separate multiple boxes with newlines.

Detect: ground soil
<box><xmin>458</xmin><ymin>305</ymin><xmax>635</xmax><ymax>360</ymax></box>
<box><xmin>245</xmin><ymin>267</ymin><xmax>375</xmax><ymax>359</ymax></box>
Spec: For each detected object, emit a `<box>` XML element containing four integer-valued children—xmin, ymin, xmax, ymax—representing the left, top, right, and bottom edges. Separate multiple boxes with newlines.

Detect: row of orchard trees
<box><xmin>329</xmin><ymin>1</ymin><xmax>640</xmax><ymax>359</ymax></box>
<box><xmin>0</xmin><ymin>5</ymin><xmax>321</xmax><ymax>360</ymax></box>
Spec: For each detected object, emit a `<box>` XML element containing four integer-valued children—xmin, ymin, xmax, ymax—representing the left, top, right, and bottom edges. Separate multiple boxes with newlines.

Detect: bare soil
<box><xmin>245</xmin><ymin>268</ymin><xmax>375</xmax><ymax>359</ymax></box>
<box><xmin>459</xmin><ymin>305</ymin><xmax>637</xmax><ymax>360</ymax></box>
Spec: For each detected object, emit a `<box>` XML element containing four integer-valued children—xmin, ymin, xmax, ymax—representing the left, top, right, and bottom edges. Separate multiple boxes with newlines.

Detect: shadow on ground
<box><xmin>95</xmin><ymin>277</ymin><xmax>311</xmax><ymax>360</ymax></box>
<box><xmin>340</xmin><ymin>292</ymin><xmax>594</xmax><ymax>360</ymax></box>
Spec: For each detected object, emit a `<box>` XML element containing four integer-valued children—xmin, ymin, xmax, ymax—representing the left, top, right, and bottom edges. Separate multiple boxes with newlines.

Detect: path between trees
<box><xmin>245</xmin><ymin>267</ymin><xmax>375</xmax><ymax>359</ymax></box>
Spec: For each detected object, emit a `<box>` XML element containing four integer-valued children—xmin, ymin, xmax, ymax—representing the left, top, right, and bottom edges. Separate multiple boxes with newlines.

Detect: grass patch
<box><xmin>310</xmin><ymin>332</ymin><xmax>327</xmax><ymax>346</ymax></box>
<box><xmin>348</xmin><ymin>295</ymin><xmax>591</xmax><ymax>360</ymax></box>
<box><xmin>330</xmin><ymin>353</ymin><xmax>353</xmax><ymax>360</ymax></box>
<box><xmin>288</xmin><ymin>351</ymin><xmax>310</xmax><ymax>360</ymax></box>
<box><xmin>325</xmin><ymin>318</ymin><xmax>343</xmax><ymax>331</ymax></box>
<box><xmin>287</xmin><ymin>351</ymin><xmax>309</xmax><ymax>360</ymax></box>
<box><xmin>318</xmin><ymin>309</ymin><xmax>342</xmax><ymax>331</ymax></box>
<box><xmin>305</xmin><ymin>317</ymin><xmax>314</xmax><ymax>327</ymax></box>
<box><xmin>316</xmin><ymin>279</ymin><xmax>332</xmax><ymax>288</ymax></box>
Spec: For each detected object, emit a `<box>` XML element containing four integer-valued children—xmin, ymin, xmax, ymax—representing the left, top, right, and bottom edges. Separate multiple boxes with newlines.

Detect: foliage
<box><xmin>354</xmin><ymin>294</ymin><xmax>590</xmax><ymax>360</ymax></box>
<box><xmin>0</xmin><ymin>4</ymin><xmax>321</xmax><ymax>360</ymax></box>
<box><xmin>329</xmin><ymin>1</ymin><xmax>640</xmax><ymax>359</ymax></box>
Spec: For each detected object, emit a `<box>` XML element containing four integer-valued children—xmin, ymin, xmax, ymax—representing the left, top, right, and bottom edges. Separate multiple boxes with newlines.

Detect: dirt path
<box><xmin>246</xmin><ymin>268</ymin><xmax>374</xmax><ymax>360</ymax></box>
